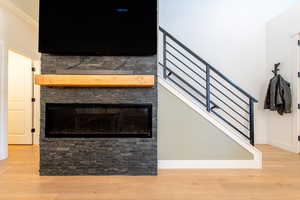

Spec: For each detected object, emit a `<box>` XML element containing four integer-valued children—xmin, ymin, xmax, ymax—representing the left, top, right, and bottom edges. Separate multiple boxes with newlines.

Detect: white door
<box><xmin>8</xmin><ymin>50</ymin><xmax>33</xmax><ymax>144</ymax></box>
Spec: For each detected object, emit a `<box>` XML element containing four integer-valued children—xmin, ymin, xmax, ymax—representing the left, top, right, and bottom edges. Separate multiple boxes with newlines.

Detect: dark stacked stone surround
<box><xmin>40</xmin><ymin>55</ymin><xmax>157</xmax><ymax>176</ymax></box>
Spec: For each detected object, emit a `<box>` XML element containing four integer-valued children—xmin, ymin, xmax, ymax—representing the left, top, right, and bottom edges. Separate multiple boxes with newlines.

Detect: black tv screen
<box><xmin>39</xmin><ymin>0</ymin><xmax>157</xmax><ymax>56</ymax></box>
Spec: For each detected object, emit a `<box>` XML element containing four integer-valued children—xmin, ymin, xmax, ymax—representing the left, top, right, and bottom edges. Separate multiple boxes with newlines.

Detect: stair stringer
<box><xmin>158</xmin><ymin>78</ymin><xmax>262</xmax><ymax>169</ymax></box>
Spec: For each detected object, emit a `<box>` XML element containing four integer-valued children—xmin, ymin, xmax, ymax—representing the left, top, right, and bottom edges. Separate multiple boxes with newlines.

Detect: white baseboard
<box><xmin>158</xmin><ymin>159</ymin><xmax>262</xmax><ymax>169</ymax></box>
<box><xmin>269</xmin><ymin>140</ymin><xmax>298</xmax><ymax>153</ymax></box>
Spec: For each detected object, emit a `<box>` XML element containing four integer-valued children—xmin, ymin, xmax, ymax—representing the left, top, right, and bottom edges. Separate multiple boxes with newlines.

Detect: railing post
<box><xmin>163</xmin><ymin>33</ymin><xmax>167</xmax><ymax>79</ymax></box>
<box><xmin>206</xmin><ymin>65</ymin><xmax>211</xmax><ymax>112</ymax></box>
<box><xmin>249</xmin><ymin>98</ymin><xmax>255</xmax><ymax>146</ymax></box>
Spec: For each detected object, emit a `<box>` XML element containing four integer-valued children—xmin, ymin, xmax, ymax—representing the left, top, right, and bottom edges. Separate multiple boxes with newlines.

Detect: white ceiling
<box><xmin>9</xmin><ymin>0</ymin><xmax>38</xmax><ymax>20</ymax></box>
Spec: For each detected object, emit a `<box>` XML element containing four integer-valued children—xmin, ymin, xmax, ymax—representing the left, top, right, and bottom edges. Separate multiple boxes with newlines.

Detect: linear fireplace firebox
<box><xmin>45</xmin><ymin>103</ymin><xmax>152</xmax><ymax>138</ymax></box>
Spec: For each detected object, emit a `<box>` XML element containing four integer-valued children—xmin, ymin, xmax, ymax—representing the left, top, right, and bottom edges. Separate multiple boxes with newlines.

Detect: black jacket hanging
<box><xmin>264</xmin><ymin>75</ymin><xmax>292</xmax><ymax>115</ymax></box>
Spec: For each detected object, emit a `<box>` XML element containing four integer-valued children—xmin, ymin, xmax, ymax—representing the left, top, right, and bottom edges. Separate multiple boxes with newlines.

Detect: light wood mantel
<box><xmin>35</xmin><ymin>74</ymin><xmax>155</xmax><ymax>87</ymax></box>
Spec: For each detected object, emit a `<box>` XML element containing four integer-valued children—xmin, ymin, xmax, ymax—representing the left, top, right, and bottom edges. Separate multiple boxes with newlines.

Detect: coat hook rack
<box><xmin>272</xmin><ymin>63</ymin><xmax>280</xmax><ymax>76</ymax></box>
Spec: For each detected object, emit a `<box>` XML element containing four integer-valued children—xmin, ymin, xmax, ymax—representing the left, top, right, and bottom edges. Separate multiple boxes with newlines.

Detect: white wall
<box><xmin>9</xmin><ymin>0</ymin><xmax>38</xmax><ymax>20</ymax></box>
<box><xmin>159</xmin><ymin>0</ymin><xmax>299</xmax><ymax>144</ymax></box>
<box><xmin>266</xmin><ymin>2</ymin><xmax>300</xmax><ymax>152</ymax></box>
<box><xmin>0</xmin><ymin>1</ymin><xmax>39</xmax><ymax>160</ymax></box>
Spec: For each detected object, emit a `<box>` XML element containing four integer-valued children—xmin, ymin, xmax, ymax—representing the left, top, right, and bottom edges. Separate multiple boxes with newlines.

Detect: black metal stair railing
<box><xmin>159</xmin><ymin>27</ymin><xmax>258</xmax><ymax>146</ymax></box>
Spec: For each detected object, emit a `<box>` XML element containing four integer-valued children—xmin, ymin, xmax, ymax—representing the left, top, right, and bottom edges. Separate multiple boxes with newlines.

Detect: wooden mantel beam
<box><xmin>35</xmin><ymin>75</ymin><xmax>155</xmax><ymax>87</ymax></box>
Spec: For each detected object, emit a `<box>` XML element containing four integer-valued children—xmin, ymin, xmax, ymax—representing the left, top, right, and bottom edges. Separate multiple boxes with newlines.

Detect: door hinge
<box><xmin>32</xmin><ymin>98</ymin><xmax>36</xmax><ymax>102</ymax></box>
<box><xmin>298</xmin><ymin>40</ymin><xmax>300</xmax><ymax>46</ymax></box>
<box><xmin>31</xmin><ymin>128</ymin><xmax>36</xmax><ymax>133</ymax></box>
<box><xmin>32</xmin><ymin>67</ymin><xmax>36</xmax><ymax>72</ymax></box>
<box><xmin>298</xmin><ymin>136</ymin><xmax>300</xmax><ymax>141</ymax></box>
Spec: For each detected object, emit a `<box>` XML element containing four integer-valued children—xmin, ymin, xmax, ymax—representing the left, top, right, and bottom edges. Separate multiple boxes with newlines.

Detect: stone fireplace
<box><xmin>39</xmin><ymin>55</ymin><xmax>157</xmax><ymax>176</ymax></box>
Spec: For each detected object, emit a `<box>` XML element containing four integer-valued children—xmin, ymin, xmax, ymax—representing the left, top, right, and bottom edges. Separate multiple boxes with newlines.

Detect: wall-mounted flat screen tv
<box><xmin>39</xmin><ymin>1</ymin><xmax>157</xmax><ymax>56</ymax></box>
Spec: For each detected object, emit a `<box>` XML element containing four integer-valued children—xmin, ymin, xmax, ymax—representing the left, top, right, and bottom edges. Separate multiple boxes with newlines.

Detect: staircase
<box><xmin>158</xmin><ymin>27</ymin><xmax>258</xmax><ymax>146</ymax></box>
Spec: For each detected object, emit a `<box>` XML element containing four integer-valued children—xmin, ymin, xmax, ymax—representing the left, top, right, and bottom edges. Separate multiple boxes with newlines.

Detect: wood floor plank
<box><xmin>0</xmin><ymin>145</ymin><xmax>299</xmax><ymax>200</ymax></box>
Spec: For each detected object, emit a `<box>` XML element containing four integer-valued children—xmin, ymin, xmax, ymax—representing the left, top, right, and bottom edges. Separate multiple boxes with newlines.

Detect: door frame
<box><xmin>290</xmin><ymin>33</ymin><xmax>300</xmax><ymax>154</ymax></box>
<box><xmin>7</xmin><ymin>49</ymin><xmax>40</xmax><ymax>145</ymax></box>
<box><xmin>0</xmin><ymin>43</ymin><xmax>40</xmax><ymax>160</ymax></box>
<box><xmin>7</xmin><ymin>50</ymin><xmax>34</xmax><ymax>144</ymax></box>
<box><xmin>0</xmin><ymin>40</ymin><xmax>8</xmax><ymax>160</ymax></box>
<box><xmin>32</xmin><ymin>60</ymin><xmax>40</xmax><ymax>145</ymax></box>
<box><xmin>296</xmin><ymin>34</ymin><xmax>300</xmax><ymax>154</ymax></box>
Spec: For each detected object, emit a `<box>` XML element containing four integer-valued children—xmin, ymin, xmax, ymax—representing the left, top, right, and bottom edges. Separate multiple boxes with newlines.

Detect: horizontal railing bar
<box><xmin>160</xmin><ymin>63</ymin><xmax>212</xmax><ymax>109</ymax></box>
<box><xmin>166</xmin><ymin>56</ymin><xmax>249</xmax><ymax>120</ymax></box>
<box><xmin>167</xmin><ymin>40</ymin><xmax>254</xmax><ymax>106</ymax></box>
<box><xmin>168</xmin><ymin>77</ymin><xmax>207</xmax><ymax>107</ymax></box>
<box><xmin>161</xmin><ymin>28</ymin><xmax>211</xmax><ymax>69</ymax></box>
<box><xmin>209</xmin><ymin>68</ymin><xmax>258</xmax><ymax>103</ymax></box>
<box><xmin>210</xmin><ymin>75</ymin><xmax>249</xmax><ymax>106</ymax></box>
<box><xmin>162</xmin><ymin>64</ymin><xmax>246</xmax><ymax>129</ymax></box>
<box><xmin>166</xmin><ymin>49</ymin><xmax>249</xmax><ymax>114</ymax></box>
<box><xmin>160</xmin><ymin>26</ymin><xmax>258</xmax><ymax>102</ymax></box>
<box><xmin>159</xmin><ymin>54</ymin><xmax>250</xmax><ymax>143</ymax></box>
<box><xmin>163</xmin><ymin>65</ymin><xmax>207</xmax><ymax>100</ymax></box>
<box><xmin>166</xmin><ymin>42</ymin><xmax>206</xmax><ymax>74</ymax></box>
<box><xmin>211</xmin><ymin>110</ymin><xmax>250</xmax><ymax>140</ymax></box>
<box><xmin>166</xmin><ymin>50</ymin><xmax>207</xmax><ymax>82</ymax></box>
<box><xmin>166</xmin><ymin>49</ymin><xmax>249</xmax><ymax>115</ymax></box>
<box><xmin>210</xmin><ymin>91</ymin><xmax>249</xmax><ymax>122</ymax></box>
<box><xmin>215</xmin><ymin>105</ymin><xmax>250</xmax><ymax>130</ymax></box>
<box><xmin>167</xmin><ymin>75</ymin><xmax>224</xmax><ymax>114</ymax></box>
<box><xmin>160</xmin><ymin>63</ymin><xmax>244</xmax><ymax>124</ymax></box>
<box><xmin>161</xmin><ymin>64</ymin><xmax>250</xmax><ymax>140</ymax></box>
<box><xmin>167</xmin><ymin>42</ymin><xmax>250</xmax><ymax>107</ymax></box>
<box><xmin>166</xmin><ymin>58</ymin><xmax>206</xmax><ymax>90</ymax></box>
<box><xmin>161</xmin><ymin>64</ymin><xmax>250</xmax><ymax>132</ymax></box>
<box><xmin>209</xmin><ymin>83</ymin><xmax>249</xmax><ymax>114</ymax></box>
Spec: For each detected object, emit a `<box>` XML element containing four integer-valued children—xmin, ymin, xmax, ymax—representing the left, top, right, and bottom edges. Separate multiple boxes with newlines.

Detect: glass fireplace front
<box><xmin>45</xmin><ymin>103</ymin><xmax>152</xmax><ymax>138</ymax></box>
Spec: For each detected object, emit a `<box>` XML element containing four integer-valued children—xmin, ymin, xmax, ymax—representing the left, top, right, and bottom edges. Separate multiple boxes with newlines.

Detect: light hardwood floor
<box><xmin>0</xmin><ymin>145</ymin><xmax>300</xmax><ymax>200</ymax></box>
